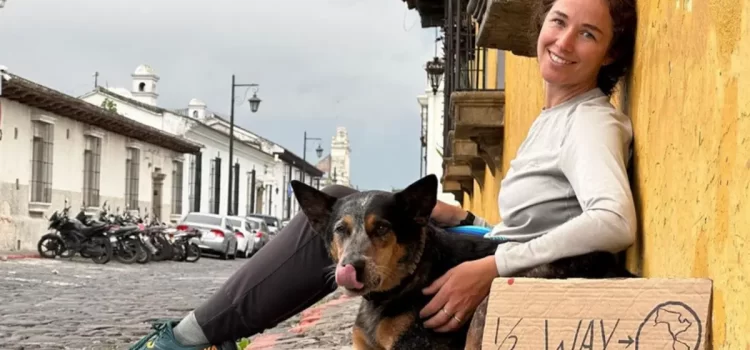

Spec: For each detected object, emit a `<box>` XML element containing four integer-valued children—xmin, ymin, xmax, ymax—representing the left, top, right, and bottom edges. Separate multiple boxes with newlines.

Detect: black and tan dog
<box><xmin>291</xmin><ymin>174</ymin><xmax>634</xmax><ymax>350</ymax></box>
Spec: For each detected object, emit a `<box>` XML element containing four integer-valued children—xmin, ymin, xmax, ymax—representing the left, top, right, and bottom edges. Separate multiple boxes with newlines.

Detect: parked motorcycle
<box><xmin>36</xmin><ymin>199</ymin><xmax>113</xmax><ymax>264</ymax></box>
<box><xmin>170</xmin><ymin>228</ymin><xmax>202</xmax><ymax>263</ymax></box>
<box><xmin>92</xmin><ymin>203</ymin><xmax>142</xmax><ymax>265</ymax></box>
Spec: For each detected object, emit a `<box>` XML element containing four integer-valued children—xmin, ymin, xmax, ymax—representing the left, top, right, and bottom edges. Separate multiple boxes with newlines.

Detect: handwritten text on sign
<box><xmin>491</xmin><ymin>318</ymin><xmax>634</xmax><ymax>350</ymax></box>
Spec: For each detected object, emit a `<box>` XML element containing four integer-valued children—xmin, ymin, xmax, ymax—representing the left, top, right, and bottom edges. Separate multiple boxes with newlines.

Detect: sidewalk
<box><xmin>0</xmin><ymin>250</ymin><xmax>40</xmax><ymax>261</ymax></box>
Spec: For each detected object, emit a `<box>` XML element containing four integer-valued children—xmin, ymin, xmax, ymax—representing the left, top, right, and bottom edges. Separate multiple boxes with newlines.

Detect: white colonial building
<box><xmin>194</xmin><ymin>107</ymin><xmax>324</xmax><ymax>221</ymax></box>
<box><xmin>0</xmin><ymin>72</ymin><xmax>201</xmax><ymax>251</ymax></box>
<box><xmin>79</xmin><ymin>65</ymin><xmax>323</xmax><ymax>221</ymax></box>
<box><xmin>417</xmin><ymin>80</ymin><xmax>459</xmax><ymax>206</ymax></box>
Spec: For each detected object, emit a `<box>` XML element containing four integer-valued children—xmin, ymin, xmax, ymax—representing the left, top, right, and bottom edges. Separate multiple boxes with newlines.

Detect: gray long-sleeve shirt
<box><xmin>476</xmin><ymin>88</ymin><xmax>637</xmax><ymax>276</ymax></box>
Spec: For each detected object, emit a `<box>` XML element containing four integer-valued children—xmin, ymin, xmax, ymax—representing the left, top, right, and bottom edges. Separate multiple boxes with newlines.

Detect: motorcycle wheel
<box><xmin>176</xmin><ymin>242</ymin><xmax>188</xmax><ymax>262</ymax></box>
<box><xmin>135</xmin><ymin>240</ymin><xmax>151</xmax><ymax>264</ymax></box>
<box><xmin>37</xmin><ymin>234</ymin><xmax>64</xmax><ymax>259</ymax></box>
<box><xmin>114</xmin><ymin>237</ymin><xmax>139</xmax><ymax>264</ymax></box>
<box><xmin>185</xmin><ymin>243</ymin><xmax>201</xmax><ymax>263</ymax></box>
<box><xmin>89</xmin><ymin>237</ymin><xmax>113</xmax><ymax>264</ymax></box>
<box><xmin>153</xmin><ymin>235</ymin><xmax>173</xmax><ymax>261</ymax></box>
<box><xmin>171</xmin><ymin>242</ymin><xmax>184</xmax><ymax>261</ymax></box>
<box><xmin>60</xmin><ymin>239</ymin><xmax>77</xmax><ymax>259</ymax></box>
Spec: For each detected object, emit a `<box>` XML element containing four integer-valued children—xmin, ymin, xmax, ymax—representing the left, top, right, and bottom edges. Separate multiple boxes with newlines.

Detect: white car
<box><xmin>226</xmin><ymin>216</ymin><xmax>257</xmax><ymax>258</ymax></box>
<box><xmin>245</xmin><ymin>217</ymin><xmax>272</xmax><ymax>256</ymax></box>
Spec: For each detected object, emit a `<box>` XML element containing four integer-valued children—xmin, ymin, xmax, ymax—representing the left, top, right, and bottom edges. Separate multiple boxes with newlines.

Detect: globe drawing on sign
<box><xmin>635</xmin><ymin>301</ymin><xmax>703</xmax><ymax>350</ymax></box>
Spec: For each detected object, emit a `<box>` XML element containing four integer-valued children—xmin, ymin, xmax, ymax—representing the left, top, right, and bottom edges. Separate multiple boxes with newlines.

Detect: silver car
<box><xmin>177</xmin><ymin>212</ymin><xmax>238</xmax><ymax>260</ymax></box>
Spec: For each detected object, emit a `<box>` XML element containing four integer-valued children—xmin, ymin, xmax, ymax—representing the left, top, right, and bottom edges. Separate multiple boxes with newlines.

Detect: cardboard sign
<box><xmin>481</xmin><ymin>278</ymin><xmax>712</xmax><ymax>350</ymax></box>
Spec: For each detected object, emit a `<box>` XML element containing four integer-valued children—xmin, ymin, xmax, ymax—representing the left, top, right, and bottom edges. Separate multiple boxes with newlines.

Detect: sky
<box><xmin>0</xmin><ymin>0</ymin><xmax>438</xmax><ymax>190</ymax></box>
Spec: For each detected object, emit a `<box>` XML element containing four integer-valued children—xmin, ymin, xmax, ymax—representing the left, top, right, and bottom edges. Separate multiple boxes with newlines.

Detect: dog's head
<box><xmin>291</xmin><ymin>174</ymin><xmax>438</xmax><ymax>296</ymax></box>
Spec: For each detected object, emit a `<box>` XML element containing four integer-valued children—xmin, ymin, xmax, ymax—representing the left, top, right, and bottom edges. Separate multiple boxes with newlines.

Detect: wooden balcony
<box><xmin>402</xmin><ymin>0</ymin><xmax>445</xmax><ymax>28</ymax></box>
<box><xmin>448</xmin><ymin>131</ymin><xmax>490</xmax><ymax>188</ymax></box>
<box><xmin>449</xmin><ymin>90</ymin><xmax>505</xmax><ymax>173</ymax></box>
<box><xmin>473</xmin><ymin>0</ymin><xmax>537</xmax><ymax>57</ymax></box>
<box><xmin>442</xmin><ymin>157</ymin><xmax>474</xmax><ymax>203</ymax></box>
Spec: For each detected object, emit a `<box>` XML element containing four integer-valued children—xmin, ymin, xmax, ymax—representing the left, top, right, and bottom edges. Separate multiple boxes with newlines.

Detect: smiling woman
<box><xmin>534</xmin><ymin>0</ymin><xmax>637</xmax><ymax>100</ymax></box>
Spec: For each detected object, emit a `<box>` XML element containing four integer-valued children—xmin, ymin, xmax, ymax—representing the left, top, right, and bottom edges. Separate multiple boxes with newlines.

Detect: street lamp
<box><xmin>301</xmin><ymin>131</ymin><xmax>323</xmax><ymax>184</ymax></box>
<box><xmin>227</xmin><ymin>74</ymin><xmax>261</xmax><ymax>216</ymax></box>
<box><xmin>425</xmin><ymin>56</ymin><xmax>444</xmax><ymax>95</ymax></box>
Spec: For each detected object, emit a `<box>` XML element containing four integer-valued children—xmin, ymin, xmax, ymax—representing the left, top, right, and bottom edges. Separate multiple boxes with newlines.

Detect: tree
<box><xmin>101</xmin><ymin>98</ymin><xmax>118</xmax><ymax>113</ymax></box>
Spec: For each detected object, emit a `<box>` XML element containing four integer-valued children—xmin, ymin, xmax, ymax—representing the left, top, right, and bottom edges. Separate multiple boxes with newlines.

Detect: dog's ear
<box><xmin>394</xmin><ymin>174</ymin><xmax>438</xmax><ymax>226</ymax></box>
<box><xmin>291</xmin><ymin>180</ymin><xmax>337</xmax><ymax>234</ymax></box>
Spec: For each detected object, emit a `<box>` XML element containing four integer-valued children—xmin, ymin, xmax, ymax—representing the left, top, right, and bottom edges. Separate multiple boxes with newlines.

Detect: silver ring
<box><xmin>441</xmin><ymin>307</ymin><xmax>451</xmax><ymax>317</ymax></box>
<box><xmin>452</xmin><ymin>315</ymin><xmax>463</xmax><ymax>323</ymax></box>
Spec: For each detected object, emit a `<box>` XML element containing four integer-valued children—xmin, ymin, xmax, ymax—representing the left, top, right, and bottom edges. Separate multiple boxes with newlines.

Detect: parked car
<box><xmin>247</xmin><ymin>214</ymin><xmax>281</xmax><ymax>234</ymax></box>
<box><xmin>245</xmin><ymin>217</ymin><xmax>272</xmax><ymax>256</ymax></box>
<box><xmin>176</xmin><ymin>212</ymin><xmax>238</xmax><ymax>260</ymax></box>
<box><xmin>227</xmin><ymin>216</ymin><xmax>258</xmax><ymax>258</ymax></box>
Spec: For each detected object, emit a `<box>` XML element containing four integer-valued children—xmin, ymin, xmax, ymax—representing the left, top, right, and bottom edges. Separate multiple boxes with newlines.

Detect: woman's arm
<box><xmin>493</xmin><ymin>106</ymin><xmax>637</xmax><ymax>276</ymax></box>
<box><xmin>431</xmin><ymin>201</ymin><xmax>492</xmax><ymax>228</ymax></box>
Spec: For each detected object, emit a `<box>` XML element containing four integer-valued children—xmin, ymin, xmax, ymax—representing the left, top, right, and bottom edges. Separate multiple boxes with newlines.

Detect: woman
<box><xmin>130</xmin><ymin>0</ymin><xmax>638</xmax><ymax>347</ymax></box>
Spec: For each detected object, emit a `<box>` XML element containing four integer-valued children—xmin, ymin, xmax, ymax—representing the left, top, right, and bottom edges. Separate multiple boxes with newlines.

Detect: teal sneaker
<box><xmin>129</xmin><ymin>319</ymin><xmax>238</xmax><ymax>350</ymax></box>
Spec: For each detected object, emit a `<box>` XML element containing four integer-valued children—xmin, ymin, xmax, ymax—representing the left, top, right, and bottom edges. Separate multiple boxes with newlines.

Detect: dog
<box><xmin>291</xmin><ymin>174</ymin><xmax>635</xmax><ymax>350</ymax></box>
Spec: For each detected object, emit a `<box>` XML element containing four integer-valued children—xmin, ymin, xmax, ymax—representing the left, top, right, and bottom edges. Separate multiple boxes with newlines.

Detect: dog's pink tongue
<box><xmin>335</xmin><ymin>264</ymin><xmax>364</xmax><ymax>290</ymax></box>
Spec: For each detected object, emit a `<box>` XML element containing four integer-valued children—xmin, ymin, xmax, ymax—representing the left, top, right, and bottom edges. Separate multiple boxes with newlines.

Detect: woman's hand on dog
<box><xmin>430</xmin><ymin>200</ymin><xmax>468</xmax><ymax>227</ymax></box>
<box><xmin>419</xmin><ymin>255</ymin><xmax>498</xmax><ymax>332</ymax></box>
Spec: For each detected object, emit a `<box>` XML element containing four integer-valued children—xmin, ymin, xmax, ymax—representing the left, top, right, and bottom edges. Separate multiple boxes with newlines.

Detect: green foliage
<box><xmin>236</xmin><ymin>338</ymin><xmax>251</xmax><ymax>350</ymax></box>
<box><xmin>100</xmin><ymin>97</ymin><xmax>118</xmax><ymax>113</ymax></box>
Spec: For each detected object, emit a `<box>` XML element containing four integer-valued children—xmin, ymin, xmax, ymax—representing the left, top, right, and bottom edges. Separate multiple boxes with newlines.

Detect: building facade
<box><xmin>416</xmin><ymin>80</ymin><xmax>458</xmax><ymax>205</ymax></box>
<box><xmin>80</xmin><ymin>65</ymin><xmax>323</xmax><ymax>221</ymax></box>
<box><xmin>0</xmin><ymin>72</ymin><xmax>201</xmax><ymax>251</ymax></box>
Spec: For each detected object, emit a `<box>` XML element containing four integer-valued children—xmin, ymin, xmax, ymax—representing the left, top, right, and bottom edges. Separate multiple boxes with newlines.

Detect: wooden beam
<box><xmin>476</xmin><ymin>0</ymin><xmax>537</xmax><ymax>57</ymax></box>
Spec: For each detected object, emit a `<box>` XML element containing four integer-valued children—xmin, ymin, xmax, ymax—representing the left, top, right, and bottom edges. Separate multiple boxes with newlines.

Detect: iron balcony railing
<box><xmin>441</xmin><ymin>0</ymin><xmax>500</xmax><ymax>159</ymax></box>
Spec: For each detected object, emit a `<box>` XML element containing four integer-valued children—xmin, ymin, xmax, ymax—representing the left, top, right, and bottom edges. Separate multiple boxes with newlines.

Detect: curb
<box><xmin>0</xmin><ymin>252</ymin><xmax>41</xmax><ymax>261</ymax></box>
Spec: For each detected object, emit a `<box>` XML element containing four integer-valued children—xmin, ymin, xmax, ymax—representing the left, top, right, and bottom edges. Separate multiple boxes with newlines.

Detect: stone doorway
<box><xmin>255</xmin><ymin>184</ymin><xmax>264</xmax><ymax>214</ymax></box>
<box><xmin>152</xmin><ymin>169</ymin><xmax>166</xmax><ymax>222</ymax></box>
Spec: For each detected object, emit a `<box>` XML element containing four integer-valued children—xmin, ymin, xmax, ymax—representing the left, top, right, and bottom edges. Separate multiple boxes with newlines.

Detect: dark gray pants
<box><xmin>193</xmin><ymin>185</ymin><xmax>358</xmax><ymax>343</ymax></box>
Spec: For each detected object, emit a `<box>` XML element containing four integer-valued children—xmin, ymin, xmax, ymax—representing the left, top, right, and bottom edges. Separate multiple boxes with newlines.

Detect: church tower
<box><xmin>330</xmin><ymin>127</ymin><xmax>351</xmax><ymax>187</ymax></box>
<box><xmin>131</xmin><ymin>64</ymin><xmax>159</xmax><ymax>106</ymax></box>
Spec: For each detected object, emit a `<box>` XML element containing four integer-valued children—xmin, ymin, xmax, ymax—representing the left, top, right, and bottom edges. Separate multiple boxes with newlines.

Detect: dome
<box><xmin>188</xmin><ymin>98</ymin><xmax>206</xmax><ymax>107</ymax></box>
<box><xmin>133</xmin><ymin>64</ymin><xmax>156</xmax><ymax>76</ymax></box>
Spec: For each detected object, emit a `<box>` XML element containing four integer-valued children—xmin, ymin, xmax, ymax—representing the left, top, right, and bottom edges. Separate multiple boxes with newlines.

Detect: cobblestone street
<box><xmin>0</xmin><ymin>257</ymin><xmax>359</xmax><ymax>350</ymax></box>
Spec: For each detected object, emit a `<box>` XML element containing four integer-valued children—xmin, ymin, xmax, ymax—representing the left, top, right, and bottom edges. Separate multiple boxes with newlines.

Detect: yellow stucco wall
<box><xmin>482</xmin><ymin>164</ymin><xmax>502</xmax><ymax>225</ymax></box>
<box><xmin>498</xmin><ymin>0</ymin><xmax>750</xmax><ymax>345</ymax></box>
<box><xmin>501</xmin><ymin>54</ymin><xmax>545</xmax><ymax>177</ymax></box>
<box><xmin>625</xmin><ymin>0</ymin><xmax>750</xmax><ymax>347</ymax></box>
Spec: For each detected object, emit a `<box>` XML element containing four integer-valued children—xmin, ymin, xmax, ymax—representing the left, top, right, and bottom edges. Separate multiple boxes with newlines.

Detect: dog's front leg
<box><xmin>352</xmin><ymin>326</ymin><xmax>377</xmax><ymax>350</ymax></box>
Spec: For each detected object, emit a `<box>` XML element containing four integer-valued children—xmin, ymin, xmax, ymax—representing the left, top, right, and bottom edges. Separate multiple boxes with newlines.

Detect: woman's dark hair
<box><xmin>531</xmin><ymin>0</ymin><xmax>637</xmax><ymax>96</ymax></box>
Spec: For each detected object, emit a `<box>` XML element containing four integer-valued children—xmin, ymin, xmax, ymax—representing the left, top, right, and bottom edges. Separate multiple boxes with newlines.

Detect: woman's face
<box><xmin>537</xmin><ymin>0</ymin><xmax>615</xmax><ymax>91</ymax></box>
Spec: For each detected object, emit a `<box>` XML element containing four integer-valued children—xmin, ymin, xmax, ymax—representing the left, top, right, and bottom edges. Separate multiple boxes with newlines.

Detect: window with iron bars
<box><xmin>251</xmin><ymin>172</ymin><xmax>253</xmax><ymax>215</ymax></box>
<box><xmin>187</xmin><ymin>155</ymin><xmax>196</xmax><ymax>212</ymax></box>
<box><xmin>208</xmin><ymin>159</ymin><xmax>217</xmax><ymax>214</ymax></box>
<box><xmin>125</xmin><ymin>147</ymin><xmax>140</xmax><ymax>210</ymax></box>
<box><xmin>31</xmin><ymin>121</ymin><xmax>54</xmax><ymax>203</ymax></box>
<box><xmin>83</xmin><ymin>135</ymin><xmax>101</xmax><ymax>207</ymax></box>
<box><xmin>282</xmin><ymin>163</ymin><xmax>290</xmax><ymax>219</ymax></box>
<box><xmin>172</xmin><ymin>160</ymin><xmax>183</xmax><ymax>214</ymax></box>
